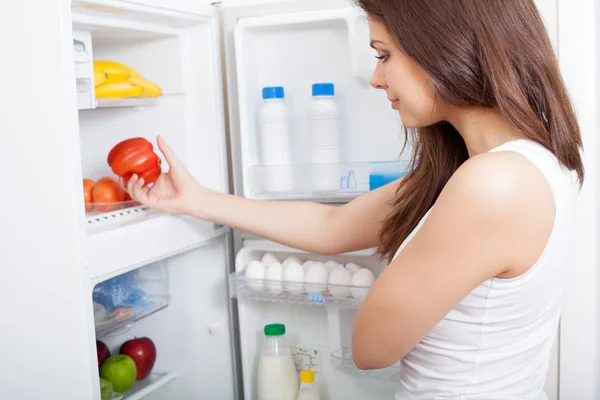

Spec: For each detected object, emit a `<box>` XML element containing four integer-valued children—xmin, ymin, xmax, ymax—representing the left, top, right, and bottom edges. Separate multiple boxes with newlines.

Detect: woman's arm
<box><xmin>127</xmin><ymin>136</ymin><xmax>403</xmax><ymax>256</ymax></box>
<box><xmin>196</xmin><ymin>177</ymin><xmax>402</xmax><ymax>255</ymax></box>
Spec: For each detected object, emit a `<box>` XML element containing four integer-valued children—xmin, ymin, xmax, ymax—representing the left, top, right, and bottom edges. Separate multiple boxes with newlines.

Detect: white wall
<box><xmin>558</xmin><ymin>0</ymin><xmax>599</xmax><ymax>398</ymax></box>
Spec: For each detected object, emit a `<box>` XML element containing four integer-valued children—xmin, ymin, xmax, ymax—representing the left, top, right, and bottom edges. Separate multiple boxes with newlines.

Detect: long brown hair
<box><xmin>355</xmin><ymin>0</ymin><xmax>585</xmax><ymax>262</ymax></box>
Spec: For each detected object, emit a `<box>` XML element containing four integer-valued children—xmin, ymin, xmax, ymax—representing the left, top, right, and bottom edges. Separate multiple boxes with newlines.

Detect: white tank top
<box><xmin>393</xmin><ymin>140</ymin><xmax>579</xmax><ymax>400</ymax></box>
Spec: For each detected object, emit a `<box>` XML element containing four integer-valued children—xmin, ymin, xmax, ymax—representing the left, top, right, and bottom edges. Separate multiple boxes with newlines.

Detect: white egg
<box><xmin>324</xmin><ymin>260</ymin><xmax>340</xmax><ymax>272</ymax></box>
<box><xmin>283</xmin><ymin>256</ymin><xmax>303</xmax><ymax>267</ymax></box>
<box><xmin>344</xmin><ymin>262</ymin><xmax>361</xmax><ymax>276</ymax></box>
<box><xmin>328</xmin><ymin>265</ymin><xmax>352</xmax><ymax>299</ymax></box>
<box><xmin>350</xmin><ymin>268</ymin><xmax>376</xmax><ymax>300</ymax></box>
<box><xmin>283</xmin><ymin>262</ymin><xmax>305</xmax><ymax>295</ymax></box>
<box><xmin>302</xmin><ymin>260</ymin><xmax>315</xmax><ymax>270</ymax></box>
<box><xmin>264</xmin><ymin>262</ymin><xmax>284</xmax><ymax>294</ymax></box>
<box><xmin>304</xmin><ymin>263</ymin><xmax>329</xmax><ymax>293</ymax></box>
<box><xmin>244</xmin><ymin>260</ymin><xmax>266</xmax><ymax>291</ymax></box>
<box><xmin>261</xmin><ymin>253</ymin><xmax>280</xmax><ymax>267</ymax></box>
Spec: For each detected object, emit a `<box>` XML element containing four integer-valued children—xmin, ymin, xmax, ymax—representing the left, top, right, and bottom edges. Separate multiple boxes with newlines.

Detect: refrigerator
<box><xmin>3</xmin><ymin>0</ymin><xmax>597</xmax><ymax>399</ymax></box>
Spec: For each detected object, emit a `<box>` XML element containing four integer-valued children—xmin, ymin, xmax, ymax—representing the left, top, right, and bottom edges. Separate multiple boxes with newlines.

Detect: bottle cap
<box><xmin>264</xmin><ymin>323</ymin><xmax>286</xmax><ymax>336</ymax></box>
<box><xmin>312</xmin><ymin>83</ymin><xmax>335</xmax><ymax>96</ymax></box>
<box><xmin>300</xmin><ymin>369</ymin><xmax>315</xmax><ymax>383</ymax></box>
<box><xmin>263</xmin><ymin>86</ymin><xmax>285</xmax><ymax>99</ymax></box>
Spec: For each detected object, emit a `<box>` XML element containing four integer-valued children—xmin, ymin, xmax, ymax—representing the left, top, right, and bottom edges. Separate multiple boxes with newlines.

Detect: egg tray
<box><xmin>228</xmin><ymin>271</ymin><xmax>372</xmax><ymax>309</ymax></box>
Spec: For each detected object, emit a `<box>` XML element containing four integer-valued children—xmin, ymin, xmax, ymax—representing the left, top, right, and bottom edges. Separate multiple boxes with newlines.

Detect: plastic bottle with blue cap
<box><xmin>258</xmin><ymin>86</ymin><xmax>294</xmax><ymax>193</ymax></box>
<box><xmin>309</xmin><ymin>83</ymin><xmax>342</xmax><ymax>192</ymax></box>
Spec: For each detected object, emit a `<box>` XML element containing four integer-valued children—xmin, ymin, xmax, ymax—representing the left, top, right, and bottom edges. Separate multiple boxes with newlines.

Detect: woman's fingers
<box><xmin>127</xmin><ymin>174</ymin><xmax>148</xmax><ymax>204</ymax></box>
<box><xmin>156</xmin><ymin>135</ymin><xmax>183</xmax><ymax>171</ymax></box>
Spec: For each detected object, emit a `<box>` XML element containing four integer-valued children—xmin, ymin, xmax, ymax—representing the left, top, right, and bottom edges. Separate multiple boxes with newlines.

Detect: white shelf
<box><xmin>247</xmin><ymin>161</ymin><xmax>409</xmax><ymax>200</ymax></box>
<box><xmin>86</xmin><ymin>202</ymin><xmax>145</xmax><ymax>223</ymax></box>
<box><xmin>331</xmin><ymin>348</ymin><xmax>401</xmax><ymax>381</ymax></box>
<box><xmin>95</xmin><ymin>97</ymin><xmax>160</xmax><ymax>109</ymax></box>
<box><xmin>229</xmin><ymin>271</ymin><xmax>369</xmax><ymax>309</ymax></box>
<box><xmin>88</xmin><ymin>214</ymin><xmax>228</xmax><ymax>284</ymax></box>
<box><xmin>122</xmin><ymin>371</ymin><xmax>177</xmax><ymax>400</ymax></box>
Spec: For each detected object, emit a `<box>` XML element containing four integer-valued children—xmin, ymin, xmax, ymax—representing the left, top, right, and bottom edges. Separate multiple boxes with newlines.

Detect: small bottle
<box><xmin>297</xmin><ymin>370</ymin><xmax>320</xmax><ymax>400</ymax></box>
<box><xmin>258</xmin><ymin>86</ymin><xmax>294</xmax><ymax>193</ymax></box>
<box><xmin>257</xmin><ymin>324</ymin><xmax>299</xmax><ymax>400</ymax></box>
<box><xmin>308</xmin><ymin>83</ymin><xmax>342</xmax><ymax>192</ymax></box>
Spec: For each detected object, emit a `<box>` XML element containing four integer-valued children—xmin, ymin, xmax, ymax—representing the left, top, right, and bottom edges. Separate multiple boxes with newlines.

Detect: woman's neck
<box><xmin>445</xmin><ymin>107</ymin><xmax>523</xmax><ymax>157</ymax></box>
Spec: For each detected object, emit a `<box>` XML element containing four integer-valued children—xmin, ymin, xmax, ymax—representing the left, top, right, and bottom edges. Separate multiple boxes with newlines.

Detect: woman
<box><xmin>126</xmin><ymin>0</ymin><xmax>583</xmax><ymax>398</ymax></box>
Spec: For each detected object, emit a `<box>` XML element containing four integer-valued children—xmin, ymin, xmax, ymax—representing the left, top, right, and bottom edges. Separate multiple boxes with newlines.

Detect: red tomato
<box><xmin>92</xmin><ymin>177</ymin><xmax>126</xmax><ymax>212</ymax></box>
<box><xmin>83</xmin><ymin>179</ymin><xmax>95</xmax><ymax>212</ymax></box>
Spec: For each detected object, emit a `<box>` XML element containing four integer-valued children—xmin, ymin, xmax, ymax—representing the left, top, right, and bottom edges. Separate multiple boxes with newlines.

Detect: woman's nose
<box><xmin>370</xmin><ymin>65</ymin><xmax>387</xmax><ymax>90</ymax></box>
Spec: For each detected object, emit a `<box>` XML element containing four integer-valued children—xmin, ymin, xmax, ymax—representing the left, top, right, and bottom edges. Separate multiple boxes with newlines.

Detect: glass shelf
<box><xmin>86</xmin><ymin>200</ymin><xmax>142</xmax><ymax>216</ymax></box>
<box><xmin>229</xmin><ymin>271</ymin><xmax>371</xmax><ymax>309</ymax></box>
<box><xmin>94</xmin><ymin>97</ymin><xmax>160</xmax><ymax>109</ymax></box>
<box><xmin>122</xmin><ymin>371</ymin><xmax>177</xmax><ymax>400</ymax></box>
<box><xmin>331</xmin><ymin>348</ymin><xmax>401</xmax><ymax>381</ymax></box>
<box><xmin>95</xmin><ymin>295</ymin><xmax>169</xmax><ymax>338</ymax></box>
<box><xmin>247</xmin><ymin>160</ymin><xmax>409</xmax><ymax>199</ymax></box>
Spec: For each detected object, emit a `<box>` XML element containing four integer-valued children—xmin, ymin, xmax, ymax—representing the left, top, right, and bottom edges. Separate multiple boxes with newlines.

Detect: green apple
<box><xmin>100</xmin><ymin>354</ymin><xmax>137</xmax><ymax>393</ymax></box>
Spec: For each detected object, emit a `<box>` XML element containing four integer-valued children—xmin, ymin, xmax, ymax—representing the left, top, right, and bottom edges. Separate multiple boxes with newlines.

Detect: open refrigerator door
<box><xmin>220</xmin><ymin>0</ymin><xmax>406</xmax><ymax>398</ymax></box>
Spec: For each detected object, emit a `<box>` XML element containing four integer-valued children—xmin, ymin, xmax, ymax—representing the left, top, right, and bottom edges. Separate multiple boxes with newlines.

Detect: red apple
<box><xmin>119</xmin><ymin>337</ymin><xmax>156</xmax><ymax>380</ymax></box>
<box><xmin>97</xmin><ymin>340</ymin><xmax>111</xmax><ymax>367</ymax></box>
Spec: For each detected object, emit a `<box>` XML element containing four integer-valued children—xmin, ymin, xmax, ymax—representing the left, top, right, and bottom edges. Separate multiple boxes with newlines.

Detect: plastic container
<box><xmin>257</xmin><ymin>323</ymin><xmax>299</xmax><ymax>400</ymax></box>
<box><xmin>258</xmin><ymin>86</ymin><xmax>294</xmax><ymax>193</ymax></box>
<box><xmin>297</xmin><ymin>370</ymin><xmax>320</xmax><ymax>400</ymax></box>
<box><xmin>309</xmin><ymin>83</ymin><xmax>342</xmax><ymax>192</ymax></box>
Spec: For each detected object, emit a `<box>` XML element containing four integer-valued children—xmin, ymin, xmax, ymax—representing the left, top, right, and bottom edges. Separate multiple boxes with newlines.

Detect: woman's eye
<box><xmin>375</xmin><ymin>54</ymin><xmax>389</xmax><ymax>63</ymax></box>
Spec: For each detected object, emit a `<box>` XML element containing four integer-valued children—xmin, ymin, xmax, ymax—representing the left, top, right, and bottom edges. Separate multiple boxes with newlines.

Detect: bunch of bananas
<box><xmin>93</xmin><ymin>60</ymin><xmax>162</xmax><ymax>99</ymax></box>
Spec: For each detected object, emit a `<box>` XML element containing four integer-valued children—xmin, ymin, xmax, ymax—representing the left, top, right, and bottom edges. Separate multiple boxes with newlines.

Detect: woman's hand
<box><xmin>124</xmin><ymin>135</ymin><xmax>209</xmax><ymax>217</ymax></box>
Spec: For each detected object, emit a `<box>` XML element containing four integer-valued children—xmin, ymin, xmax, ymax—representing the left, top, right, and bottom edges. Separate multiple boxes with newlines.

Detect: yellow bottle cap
<box><xmin>300</xmin><ymin>369</ymin><xmax>315</xmax><ymax>383</ymax></box>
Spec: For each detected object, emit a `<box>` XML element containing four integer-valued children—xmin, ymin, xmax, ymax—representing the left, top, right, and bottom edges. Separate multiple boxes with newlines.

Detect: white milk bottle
<box><xmin>297</xmin><ymin>370</ymin><xmax>320</xmax><ymax>400</ymax></box>
<box><xmin>308</xmin><ymin>83</ymin><xmax>342</xmax><ymax>192</ymax></box>
<box><xmin>258</xmin><ymin>86</ymin><xmax>294</xmax><ymax>193</ymax></box>
<box><xmin>257</xmin><ymin>323</ymin><xmax>299</xmax><ymax>400</ymax></box>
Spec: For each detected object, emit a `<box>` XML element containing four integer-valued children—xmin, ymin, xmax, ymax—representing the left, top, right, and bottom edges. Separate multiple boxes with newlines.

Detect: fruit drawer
<box><xmin>93</xmin><ymin>261</ymin><xmax>170</xmax><ymax>338</ymax></box>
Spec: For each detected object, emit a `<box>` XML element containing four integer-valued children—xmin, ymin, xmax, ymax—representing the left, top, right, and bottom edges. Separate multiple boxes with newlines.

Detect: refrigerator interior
<box><xmin>73</xmin><ymin>1</ymin><xmax>229</xmax><ymax>240</ymax></box>
<box><xmin>69</xmin><ymin>2</ymin><xmax>236</xmax><ymax>399</ymax></box>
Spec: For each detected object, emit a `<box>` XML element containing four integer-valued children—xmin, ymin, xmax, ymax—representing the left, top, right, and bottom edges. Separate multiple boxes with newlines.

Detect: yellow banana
<box><xmin>94</xmin><ymin>70</ymin><xmax>108</xmax><ymax>87</ymax></box>
<box><xmin>94</xmin><ymin>60</ymin><xmax>140</xmax><ymax>76</ymax></box>
<box><xmin>95</xmin><ymin>82</ymin><xmax>143</xmax><ymax>98</ymax></box>
<box><xmin>129</xmin><ymin>76</ymin><xmax>162</xmax><ymax>98</ymax></box>
<box><xmin>93</xmin><ymin>60</ymin><xmax>140</xmax><ymax>83</ymax></box>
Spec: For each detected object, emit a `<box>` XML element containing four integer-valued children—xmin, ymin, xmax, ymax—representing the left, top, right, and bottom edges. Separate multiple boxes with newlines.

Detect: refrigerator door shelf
<box><xmin>247</xmin><ymin>160</ymin><xmax>410</xmax><ymax>200</ymax></box>
<box><xmin>229</xmin><ymin>271</ymin><xmax>370</xmax><ymax>309</ymax></box>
